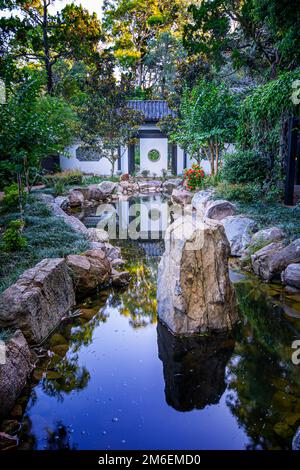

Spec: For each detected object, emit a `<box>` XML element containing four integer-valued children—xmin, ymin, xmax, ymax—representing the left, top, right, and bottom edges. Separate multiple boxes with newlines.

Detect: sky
<box><xmin>0</xmin><ymin>1</ymin><xmax>104</xmax><ymax>18</ymax></box>
<box><xmin>50</xmin><ymin>1</ymin><xmax>104</xmax><ymax>17</ymax></box>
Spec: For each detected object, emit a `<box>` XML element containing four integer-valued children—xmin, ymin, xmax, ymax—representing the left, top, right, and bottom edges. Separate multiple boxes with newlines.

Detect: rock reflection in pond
<box><xmin>157</xmin><ymin>322</ymin><xmax>235</xmax><ymax>412</ymax></box>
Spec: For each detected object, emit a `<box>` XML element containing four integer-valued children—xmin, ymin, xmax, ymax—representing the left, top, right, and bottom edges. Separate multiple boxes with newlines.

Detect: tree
<box><xmin>103</xmin><ymin>0</ymin><xmax>189</xmax><ymax>89</ymax></box>
<box><xmin>0</xmin><ymin>76</ymin><xmax>77</xmax><ymax>199</ymax></box>
<box><xmin>0</xmin><ymin>1</ymin><xmax>102</xmax><ymax>93</ymax></box>
<box><xmin>183</xmin><ymin>0</ymin><xmax>300</xmax><ymax>80</ymax></box>
<box><xmin>143</xmin><ymin>32</ymin><xmax>186</xmax><ymax>99</ymax></box>
<box><xmin>172</xmin><ymin>80</ymin><xmax>238</xmax><ymax>174</ymax></box>
<box><xmin>79</xmin><ymin>70</ymin><xmax>144</xmax><ymax>177</ymax></box>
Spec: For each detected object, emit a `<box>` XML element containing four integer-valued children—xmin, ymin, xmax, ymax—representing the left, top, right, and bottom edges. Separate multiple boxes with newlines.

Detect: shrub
<box><xmin>222</xmin><ymin>151</ymin><xmax>269</xmax><ymax>184</ymax></box>
<box><xmin>214</xmin><ymin>182</ymin><xmax>263</xmax><ymax>203</ymax></box>
<box><xmin>183</xmin><ymin>163</ymin><xmax>205</xmax><ymax>190</ymax></box>
<box><xmin>1</xmin><ymin>220</ymin><xmax>27</xmax><ymax>252</ymax></box>
<box><xmin>54</xmin><ymin>180</ymin><xmax>66</xmax><ymax>196</ymax></box>
<box><xmin>44</xmin><ymin>170</ymin><xmax>83</xmax><ymax>187</ymax></box>
<box><xmin>0</xmin><ymin>183</ymin><xmax>27</xmax><ymax>211</ymax></box>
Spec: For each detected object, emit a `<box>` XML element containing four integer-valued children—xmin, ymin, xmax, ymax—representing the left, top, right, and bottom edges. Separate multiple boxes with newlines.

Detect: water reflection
<box><xmin>157</xmin><ymin>322</ymin><xmax>235</xmax><ymax>412</ymax></box>
<box><xmin>2</xmin><ymin>195</ymin><xmax>300</xmax><ymax>450</ymax></box>
<box><xmin>227</xmin><ymin>280</ymin><xmax>300</xmax><ymax>449</ymax></box>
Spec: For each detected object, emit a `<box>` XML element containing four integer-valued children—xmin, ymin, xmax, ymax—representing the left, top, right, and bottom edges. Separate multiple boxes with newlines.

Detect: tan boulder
<box><xmin>205</xmin><ymin>199</ymin><xmax>237</xmax><ymax>221</ymax></box>
<box><xmin>0</xmin><ymin>330</ymin><xmax>33</xmax><ymax>418</ymax></box>
<box><xmin>251</xmin><ymin>239</ymin><xmax>300</xmax><ymax>281</ymax></box>
<box><xmin>157</xmin><ymin>216</ymin><xmax>238</xmax><ymax>334</ymax></box>
<box><xmin>66</xmin><ymin>249</ymin><xmax>111</xmax><ymax>294</ymax></box>
<box><xmin>0</xmin><ymin>259</ymin><xmax>75</xmax><ymax>344</ymax></box>
<box><xmin>68</xmin><ymin>189</ymin><xmax>85</xmax><ymax>207</ymax></box>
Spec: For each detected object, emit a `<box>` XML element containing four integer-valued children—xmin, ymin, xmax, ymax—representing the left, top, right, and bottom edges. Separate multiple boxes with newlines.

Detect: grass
<box><xmin>0</xmin><ymin>197</ymin><xmax>90</xmax><ymax>293</ymax></box>
<box><xmin>213</xmin><ymin>182</ymin><xmax>300</xmax><ymax>241</ymax></box>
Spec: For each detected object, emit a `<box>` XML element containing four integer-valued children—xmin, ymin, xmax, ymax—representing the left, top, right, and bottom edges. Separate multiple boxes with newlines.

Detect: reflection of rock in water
<box><xmin>157</xmin><ymin>322</ymin><xmax>235</xmax><ymax>412</ymax></box>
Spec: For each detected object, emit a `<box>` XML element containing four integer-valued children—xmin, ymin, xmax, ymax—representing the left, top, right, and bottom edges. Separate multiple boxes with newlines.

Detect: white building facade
<box><xmin>60</xmin><ymin>100</ymin><xmax>212</xmax><ymax>176</ymax></box>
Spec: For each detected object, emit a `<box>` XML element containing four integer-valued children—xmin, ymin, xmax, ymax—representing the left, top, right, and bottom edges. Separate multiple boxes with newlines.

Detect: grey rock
<box><xmin>162</xmin><ymin>179</ymin><xmax>182</xmax><ymax>193</ymax></box>
<box><xmin>49</xmin><ymin>202</ymin><xmax>89</xmax><ymax>236</ymax></box>
<box><xmin>251</xmin><ymin>226</ymin><xmax>286</xmax><ymax>245</ymax></box>
<box><xmin>54</xmin><ymin>196</ymin><xmax>69</xmax><ymax>210</ymax></box>
<box><xmin>281</xmin><ymin>263</ymin><xmax>300</xmax><ymax>289</ymax></box>
<box><xmin>191</xmin><ymin>190</ymin><xmax>214</xmax><ymax>213</ymax></box>
<box><xmin>0</xmin><ymin>258</ymin><xmax>75</xmax><ymax>344</ymax></box>
<box><xmin>171</xmin><ymin>189</ymin><xmax>193</xmax><ymax>205</ymax></box>
<box><xmin>87</xmin><ymin>227</ymin><xmax>109</xmax><ymax>243</ymax></box>
<box><xmin>251</xmin><ymin>239</ymin><xmax>300</xmax><ymax>281</ymax></box>
<box><xmin>0</xmin><ymin>330</ymin><xmax>33</xmax><ymax>418</ymax></box>
<box><xmin>222</xmin><ymin>216</ymin><xmax>258</xmax><ymax>256</ymax></box>
<box><xmin>97</xmin><ymin>181</ymin><xmax>117</xmax><ymax>197</ymax></box>
<box><xmin>138</xmin><ymin>180</ymin><xmax>162</xmax><ymax>192</ymax></box>
<box><xmin>205</xmin><ymin>199</ymin><xmax>237</xmax><ymax>221</ymax></box>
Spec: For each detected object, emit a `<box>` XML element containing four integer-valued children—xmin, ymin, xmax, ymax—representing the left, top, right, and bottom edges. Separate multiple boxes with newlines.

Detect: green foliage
<box><xmin>222</xmin><ymin>151</ymin><xmax>269</xmax><ymax>184</ymax></box>
<box><xmin>184</xmin><ymin>0</ymin><xmax>300</xmax><ymax>77</ymax></box>
<box><xmin>0</xmin><ymin>77</ymin><xmax>77</xmax><ymax>189</ymax></box>
<box><xmin>237</xmin><ymin>72</ymin><xmax>300</xmax><ymax>159</ymax></box>
<box><xmin>44</xmin><ymin>170</ymin><xmax>83</xmax><ymax>188</ymax></box>
<box><xmin>0</xmin><ymin>183</ymin><xmax>26</xmax><ymax>211</ymax></box>
<box><xmin>172</xmin><ymin>79</ymin><xmax>238</xmax><ymax>174</ymax></box>
<box><xmin>1</xmin><ymin>219</ymin><xmax>27</xmax><ymax>252</ymax></box>
<box><xmin>214</xmin><ymin>181</ymin><xmax>283</xmax><ymax>205</ymax></box>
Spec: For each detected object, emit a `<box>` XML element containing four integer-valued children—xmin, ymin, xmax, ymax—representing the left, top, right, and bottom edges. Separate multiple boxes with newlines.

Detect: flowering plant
<box><xmin>183</xmin><ymin>163</ymin><xmax>205</xmax><ymax>190</ymax></box>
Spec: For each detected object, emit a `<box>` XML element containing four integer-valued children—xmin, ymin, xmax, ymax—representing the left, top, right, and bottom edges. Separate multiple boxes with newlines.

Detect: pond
<box><xmin>13</xmin><ymin>195</ymin><xmax>300</xmax><ymax>450</ymax></box>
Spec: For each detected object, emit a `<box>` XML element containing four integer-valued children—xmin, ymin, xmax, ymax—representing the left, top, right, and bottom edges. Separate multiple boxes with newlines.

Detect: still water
<box><xmin>13</xmin><ymin>195</ymin><xmax>300</xmax><ymax>450</ymax></box>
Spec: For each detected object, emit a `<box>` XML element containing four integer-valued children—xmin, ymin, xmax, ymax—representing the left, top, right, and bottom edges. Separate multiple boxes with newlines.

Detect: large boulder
<box><xmin>281</xmin><ymin>263</ymin><xmax>300</xmax><ymax>289</ymax></box>
<box><xmin>97</xmin><ymin>181</ymin><xmax>117</xmax><ymax>198</ymax></box>
<box><xmin>157</xmin><ymin>216</ymin><xmax>238</xmax><ymax>335</ymax></box>
<box><xmin>162</xmin><ymin>178</ymin><xmax>182</xmax><ymax>194</ymax></box>
<box><xmin>205</xmin><ymin>199</ymin><xmax>237</xmax><ymax>221</ymax></box>
<box><xmin>0</xmin><ymin>259</ymin><xmax>75</xmax><ymax>344</ymax></box>
<box><xmin>251</xmin><ymin>239</ymin><xmax>300</xmax><ymax>281</ymax></box>
<box><xmin>251</xmin><ymin>226</ymin><xmax>285</xmax><ymax>246</ymax></box>
<box><xmin>191</xmin><ymin>190</ymin><xmax>214</xmax><ymax>213</ymax></box>
<box><xmin>171</xmin><ymin>188</ymin><xmax>193</xmax><ymax>206</ymax></box>
<box><xmin>222</xmin><ymin>215</ymin><xmax>258</xmax><ymax>256</ymax></box>
<box><xmin>87</xmin><ymin>185</ymin><xmax>106</xmax><ymax>201</ymax></box>
<box><xmin>66</xmin><ymin>249</ymin><xmax>111</xmax><ymax>295</ymax></box>
<box><xmin>0</xmin><ymin>330</ymin><xmax>33</xmax><ymax>418</ymax></box>
<box><xmin>68</xmin><ymin>189</ymin><xmax>85</xmax><ymax>208</ymax></box>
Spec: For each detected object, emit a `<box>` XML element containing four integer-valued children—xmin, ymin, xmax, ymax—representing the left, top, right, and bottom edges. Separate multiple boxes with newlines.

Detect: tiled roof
<box><xmin>127</xmin><ymin>100</ymin><xmax>176</xmax><ymax>122</ymax></box>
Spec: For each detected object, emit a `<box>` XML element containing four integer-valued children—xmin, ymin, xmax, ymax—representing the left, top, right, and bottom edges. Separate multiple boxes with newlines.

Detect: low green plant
<box><xmin>44</xmin><ymin>170</ymin><xmax>83</xmax><ymax>187</ymax></box>
<box><xmin>54</xmin><ymin>180</ymin><xmax>66</xmax><ymax>196</ymax></box>
<box><xmin>0</xmin><ymin>183</ymin><xmax>27</xmax><ymax>211</ymax></box>
<box><xmin>1</xmin><ymin>219</ymin><xmax>27</xmax><ymax>252</ymax></box>
<box><xmin>222</xmin><ymin>150</ymin><xmax>269</xmax><ymax>184</ymax></box>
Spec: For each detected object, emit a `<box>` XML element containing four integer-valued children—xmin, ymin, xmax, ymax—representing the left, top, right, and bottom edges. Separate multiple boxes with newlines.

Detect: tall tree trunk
<box><xmin>42</xmin><ymin>1</ymin><xmax>53</xmax><ymax>94</ymax></box>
